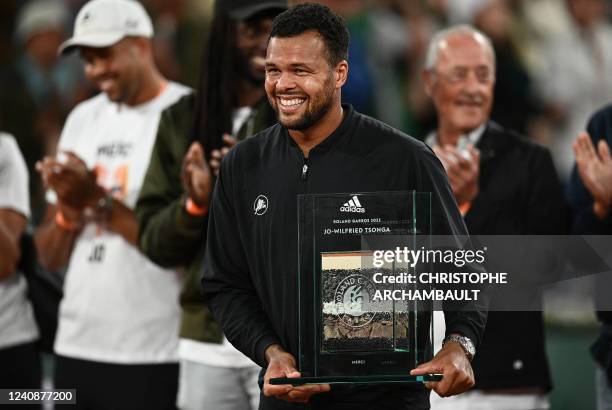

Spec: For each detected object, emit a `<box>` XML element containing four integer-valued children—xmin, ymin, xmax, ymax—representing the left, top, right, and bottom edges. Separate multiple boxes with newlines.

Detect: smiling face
<box><xmin>80</xmin><ymin>38</ymin><xmax>144</xmax><ymax>104</ymax></box>
<box><xmin>265</xmin><ymin>30</ymin><xmax>346</xmax><ymax>131</ymax></box>
<box><xmin>235</xmin><ymin>16</ymin><xmax>275</xmax><ymax>84</ymax></box>
<box><xmin>424</xmin><ymin>33</ymin><xmax>495</xmax><ymax>139</ymax></box>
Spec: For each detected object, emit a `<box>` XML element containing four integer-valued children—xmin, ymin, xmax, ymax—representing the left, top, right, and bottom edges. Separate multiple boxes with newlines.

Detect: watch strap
<box><xmin>442</xmin><ymin>334</ymin><xmax>475</xmax><ymax>361</ymax></box>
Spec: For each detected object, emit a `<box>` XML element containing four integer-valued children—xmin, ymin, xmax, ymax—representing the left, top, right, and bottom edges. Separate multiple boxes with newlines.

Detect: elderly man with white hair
<box><xmin>423</xmin><ymin>25</ymin><xmax>566</xmax><ymax>410</ymax></box>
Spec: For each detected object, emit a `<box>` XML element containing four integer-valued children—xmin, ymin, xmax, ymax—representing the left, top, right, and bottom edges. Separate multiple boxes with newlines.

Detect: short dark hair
<box><xmin>270</xmin><ymin>3</ymin><xmax>349</xmax><ymax>66</ymax></box>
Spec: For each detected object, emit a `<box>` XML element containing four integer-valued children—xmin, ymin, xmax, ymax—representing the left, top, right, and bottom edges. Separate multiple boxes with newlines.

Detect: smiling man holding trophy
<box><xmin>201</xmin><ymin>3</ymin><xmax>488</xmax><ymax>409</ymax></box>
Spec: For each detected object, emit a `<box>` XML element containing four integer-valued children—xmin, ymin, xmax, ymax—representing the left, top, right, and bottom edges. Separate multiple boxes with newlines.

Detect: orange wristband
<box><xmin>459</xmin><ymin>202</ymin><xmax>472</xmax><ymax>216</ymax></box>
<box><xmin>55</xmin><ymin>211</ymin><xmax>77</xmax><ymax>231</ymax></box>
<box><xmin>186</xmin><ymin>198</ymin><xmax>208</xmax><ymax>216</ymax></box>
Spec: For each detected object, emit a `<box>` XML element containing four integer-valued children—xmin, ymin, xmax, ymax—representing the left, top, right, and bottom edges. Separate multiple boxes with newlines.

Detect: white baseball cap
<box><xmin>59</xmin><ymin>0</ymin><xmax>153</xmax><ymax>55</ymax></box>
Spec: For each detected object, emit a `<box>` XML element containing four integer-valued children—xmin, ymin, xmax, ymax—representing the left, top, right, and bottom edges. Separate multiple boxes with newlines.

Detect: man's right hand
<box><xmin>263</xmin><ymin>344</ymin><xmax>330</xmax><ymax>403</ymax></box>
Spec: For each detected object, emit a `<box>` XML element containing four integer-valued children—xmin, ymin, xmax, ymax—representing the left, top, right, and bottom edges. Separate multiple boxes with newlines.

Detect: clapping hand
<box><xmin>573</xmin><ymin>132</ymin><xmax>612</xmax><ymax>219</ymax></box>
<box><xmin>433</xmin><ymin>144</ymin><xmax>480</xmax><ymax>206</ymax></box>
<box><xmin>36</xmin><ymin>151</ymin><xmax>103</xmax><ymax>210</ymax></box>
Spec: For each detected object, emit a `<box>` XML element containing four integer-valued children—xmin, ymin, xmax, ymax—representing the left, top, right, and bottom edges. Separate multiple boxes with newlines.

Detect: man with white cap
<box><xmin>34</xmin><ymin>0</ymin><xmax>189</xmax><ymax>408</ymax></box>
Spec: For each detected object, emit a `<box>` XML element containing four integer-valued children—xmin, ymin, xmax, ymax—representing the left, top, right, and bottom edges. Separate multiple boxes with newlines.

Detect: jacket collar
<box><xmin>425</xmin><ymin>122</ymin><xmax>486</xmax><ymax>149</ymax></box>
<box><xmin>476</xmin><ymin>121</ymin><xmax>514</xmax><ymax>163</ymax></box>
<box><xmin>425</xmin><ymin>120</ymin><xmax>513</xmax><ymax>164</ymax></box>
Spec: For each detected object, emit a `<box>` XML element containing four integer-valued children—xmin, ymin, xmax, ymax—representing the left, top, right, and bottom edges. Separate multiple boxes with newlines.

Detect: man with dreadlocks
<box><xmin>135</xmin><ymin>1</ymin><xmax>287</xmax><ymax>409</ymax></box>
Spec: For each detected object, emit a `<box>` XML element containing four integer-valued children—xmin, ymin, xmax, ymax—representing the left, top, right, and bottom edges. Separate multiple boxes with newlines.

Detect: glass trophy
<box><xmin>270</xmin><ymin>191</ymin><xmax>441</xmax><ymax>386</ymax></box>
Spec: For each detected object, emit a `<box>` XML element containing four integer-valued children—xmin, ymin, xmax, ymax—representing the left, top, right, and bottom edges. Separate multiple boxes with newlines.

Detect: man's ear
<box><xmin>422</xmin><ymin>69</ymin><xmax>434</xmax><ymax>97</ymax></box>
<box><xmin>335</xmin><ymin>60</ymin><xmax>349</xmax><ymax>89</ymax></box>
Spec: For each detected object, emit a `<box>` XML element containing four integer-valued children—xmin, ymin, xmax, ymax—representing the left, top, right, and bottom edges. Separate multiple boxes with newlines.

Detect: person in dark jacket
<box><xmin>422</xmin><ymin>25</ymin><xmax>566</xmax><ymax>410</ymax></box>
<box><xmin>135</xmin><ymin>1</ymin><xmax>286</xmax><ymax>409</ymax></box>
<box><xmin>567</xmin><ymin>106</ymin><xmax>612</xmax><ymax>410</ymax></box>
<box><xmin>201</xmin><ymin>4</ymin><xmax>488</xmax><ymax>409</ymax></box>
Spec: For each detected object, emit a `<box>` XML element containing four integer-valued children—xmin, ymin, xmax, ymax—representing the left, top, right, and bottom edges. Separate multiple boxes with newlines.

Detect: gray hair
<box><xmin>424</xmin><ymin>25</ymin><xmax>495</xmax><ymax>71</ymax></box>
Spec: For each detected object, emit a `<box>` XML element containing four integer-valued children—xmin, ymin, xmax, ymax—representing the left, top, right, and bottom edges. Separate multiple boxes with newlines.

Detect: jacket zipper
<box><xmin>301</xmin><ymin>157</ymin><xmax>309</xmax><ymax>181</ymax></box>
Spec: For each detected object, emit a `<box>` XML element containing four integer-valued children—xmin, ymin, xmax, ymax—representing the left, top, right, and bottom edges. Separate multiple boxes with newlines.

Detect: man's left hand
<box><xmin>573</xmin><ymin>132</ymin><xmax>612</xmax><ymax>219</ymax></box>
<box><xmin>181</xmin><ymin>142</ymin><xmax>212</xmax><ymax>209</ymax></box>
<box><xmin>410</xmin><ymin>340</ymin><xmax>475</xmax><ymax>397</ymax></box>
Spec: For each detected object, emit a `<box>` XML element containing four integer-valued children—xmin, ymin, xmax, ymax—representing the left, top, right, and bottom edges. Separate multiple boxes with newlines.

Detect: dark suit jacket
<box><xmin>464</xmin><ymin>121</ymin><xmax>566</xmax><ymax>391</ymax></box>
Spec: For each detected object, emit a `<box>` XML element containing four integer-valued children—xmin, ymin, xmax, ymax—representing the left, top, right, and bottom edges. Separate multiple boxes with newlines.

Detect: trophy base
<box><xmin>269</xmin><ymin>374</ymin><xmax>442</xmax><ymax>386</ymax></box>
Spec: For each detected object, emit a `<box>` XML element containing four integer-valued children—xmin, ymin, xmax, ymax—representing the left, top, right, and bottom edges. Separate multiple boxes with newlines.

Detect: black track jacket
<box><xmin>202</xmin><ymin>105</ymin><xmax>488</xmax><ymax>409</ymax></box>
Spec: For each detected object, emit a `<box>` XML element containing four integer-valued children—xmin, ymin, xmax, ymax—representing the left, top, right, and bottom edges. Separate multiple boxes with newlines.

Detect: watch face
<box><xmin>444</xmin><ymin>335</ymin><xmax>475</xmax><ymax>360</ymax></box>
<box><xmin>462</xmin><ymin>337</ymin><xmax>475</xmax><ymax>357</ymax></box>
<box><xmin>95</xmin><ymin>194</ymin><xmax>114</xmax><ymax>222</ymax></box>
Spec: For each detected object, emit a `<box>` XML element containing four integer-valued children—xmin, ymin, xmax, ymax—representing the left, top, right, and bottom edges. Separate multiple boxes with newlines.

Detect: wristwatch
<box><xmin>442</xmin><ymin>334</ymin><xmax>476</xmax><ymax>361</ymax></box>
<box><xmin>95</xmin><ymin>192</ymin><xmax>114</xmax><ymax>224</ymax></box>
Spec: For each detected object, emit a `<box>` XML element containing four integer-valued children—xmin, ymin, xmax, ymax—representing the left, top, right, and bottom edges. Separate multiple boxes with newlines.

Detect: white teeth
<box><xmin>279</xmin><ymin>98</ymin><xmax>305</xmax><ymax>107</ymax></box>
<box><xmin>99</xmin><ymin>79</ymin><xmax>115</xmax><ymax>91</ymax></box>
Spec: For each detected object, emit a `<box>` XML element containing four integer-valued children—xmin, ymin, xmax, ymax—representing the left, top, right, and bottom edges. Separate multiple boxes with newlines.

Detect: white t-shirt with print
<box><xmin>0</xmin><ymin>133</ymin><xmax>38</xmax><ymax>350</ymax></box>
<box><xmin>53</xmin><ymin>83</ymin><xmax>190</xmax><ymax>364</ymax></box>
